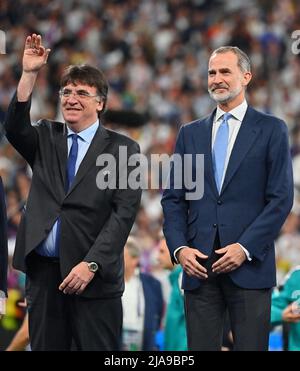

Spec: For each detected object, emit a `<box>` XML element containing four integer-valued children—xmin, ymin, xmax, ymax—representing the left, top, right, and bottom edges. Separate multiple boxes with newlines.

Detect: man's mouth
<box><xmin>213</xmin><ymin>87</ymin><xmax>227</xmax><ymax>92</ymax></box>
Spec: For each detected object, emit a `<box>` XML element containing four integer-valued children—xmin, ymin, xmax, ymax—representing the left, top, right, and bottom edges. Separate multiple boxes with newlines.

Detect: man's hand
<box><xmin>212</xmin><ymin>243</ymin><xmax>246</xmax><ymax>274</ymax></box>
<box><xmin>23</xmin><ymin>34</ymin><xmax>51</xmax><ymax>73</ymax></box>
<box><xmin>177</xmin><ymin>247</ymin><xmax>208</xmax><ymax>279</ymax></box>
<box><xmin>59</xmin><ymin>262</ymin><xmax>95</xmax><ymax>295</ymax></box>
<box><xmin>282</xmin><ymin>303</ymin><xmax>300</xmax><ymax>323</ymax></box>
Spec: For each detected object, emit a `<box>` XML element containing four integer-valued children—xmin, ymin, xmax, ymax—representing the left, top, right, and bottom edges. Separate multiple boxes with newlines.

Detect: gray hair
<box><xmin>211</xmin><ymin>46</ymin><xmax>251</xmax><ymax>73</ymax></box>
<box><xmin>125</xmin><ymin>236</ymin><xmax>141</xmax><ymax>258</ymax></box>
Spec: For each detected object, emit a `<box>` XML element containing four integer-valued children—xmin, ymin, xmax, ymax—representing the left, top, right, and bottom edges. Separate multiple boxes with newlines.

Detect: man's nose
<box><xmin>66</xmin><ymin>95</ymin><xmax>78</xmax><ymax>104</ymax></box>
<box><xmin>211</xmin><ymin>72</ymin><xmax>223</xmax><ymax>84</ymax></box>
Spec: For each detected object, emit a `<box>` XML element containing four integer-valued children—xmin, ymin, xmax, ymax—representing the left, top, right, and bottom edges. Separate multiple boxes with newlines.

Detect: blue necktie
<box><xmin>54</xmin><ymin>134</ymin><xmax>79</xmax><ymax>256</ymax></box>
<box><xmin>66</xmin><ymin>134</ymin><xmax>79</xmax><ymax>191</ymax></box>
<box><xmin>213</xmin><ymin>113</ymin><xmax>231</xmax><ymax>193</ymax></box>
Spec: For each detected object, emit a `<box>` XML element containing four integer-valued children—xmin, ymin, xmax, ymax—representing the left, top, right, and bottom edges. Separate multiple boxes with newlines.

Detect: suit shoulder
<box><xmin>250</xmin><ymin>108</ymin><xmax>287</xmax><ymax>130</ymax></box>
<box><xmin>104</xmin><ymin>127</ymin><xmax>139</xmax><ymax>148</ymax></box>
<box><xmin>180</xmin><ymin>117</ymin><xmax>207</xmax><ymax>132</ymax></box>
<box><xmin>140</xmin><ymin>272</ymin><xmax>162</xmax><ymax>287</ymax></box>
<box><xmin>33</xmin><ymin>119</ymin><xmax>65</xmax><ymax>132</ymax></box>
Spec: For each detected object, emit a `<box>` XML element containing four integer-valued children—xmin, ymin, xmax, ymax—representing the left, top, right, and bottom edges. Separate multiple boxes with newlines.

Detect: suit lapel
<box><xmin>221</xmin><ymin>106</ymin><xmax>262</xmax><ymax>194</ymax></box>
<box><xmin>66</xmin><ymin>125</ymin><xmax>110</xmax><ymax>196</ymax></box>
<box><xmin>192</xmin><ymin>110</ymin><xmax>219</xmax><ymax>198</ymax></box>
<box><xmin>54</xmin><ymin>123</ymin><xmax>68</xmax><ymax>191</ymax></box>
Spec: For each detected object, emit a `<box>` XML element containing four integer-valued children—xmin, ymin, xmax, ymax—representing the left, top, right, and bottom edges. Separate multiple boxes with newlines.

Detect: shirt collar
<box><xmin>67</xmin><ymin>120</ymin><xmax>99</xmax><ymax>144</ymax></box>
<box><xmin>215</xmin><ymin>100</ymin><xmax>248</xmax><ymax>123</ymax></box>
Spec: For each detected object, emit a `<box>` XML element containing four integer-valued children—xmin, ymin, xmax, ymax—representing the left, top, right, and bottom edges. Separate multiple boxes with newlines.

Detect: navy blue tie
<box><xmin>54</xmin><ymin>134</ymin><xmax>79</xmax><ymax>256</ymax></box>
<box><xmin>66</xmin><ymin>134</ymin><xmax>79</xmax><ymax>191</ymax></box>
<box><xmin>213</xmin><ymin>113</ymin><xmax>231</xmax><ymax>193</ymax></box>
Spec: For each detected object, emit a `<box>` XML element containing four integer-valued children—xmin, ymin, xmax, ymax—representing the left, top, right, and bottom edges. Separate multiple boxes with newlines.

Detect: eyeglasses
<box><xmin>59</xmin><ymin>88</ymin><xmax>100</xmax><ymax>100</ymax></box>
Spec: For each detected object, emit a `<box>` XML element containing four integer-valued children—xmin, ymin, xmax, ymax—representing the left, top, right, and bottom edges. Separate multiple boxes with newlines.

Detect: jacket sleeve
<box><xmin>238</xmin><ymin>120</ymin><xmax>294</xmax><ymax>261</ymax></box>
<box><xmin>4</xmin><ymin>92</ymin><xmax>38</xmax><ymax>168</ymax></box>
<box><xmin>161</xmin><ymin>127</ymin><xmax>189</xmax><ymax>262</ymax></box>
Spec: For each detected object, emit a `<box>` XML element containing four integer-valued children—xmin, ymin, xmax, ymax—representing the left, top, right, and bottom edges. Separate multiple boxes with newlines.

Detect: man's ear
<box><xmin>243</xmin><ymin>71</ymin><xmax>252</xmax><ymax>87</ymax></box>
<box><xmin>97</xmin><ymin>101</ymin><xmax>104</xmax><ymax>113</ymax></box>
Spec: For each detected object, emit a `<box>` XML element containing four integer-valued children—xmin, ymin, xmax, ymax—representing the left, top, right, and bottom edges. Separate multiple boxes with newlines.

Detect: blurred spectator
<box><xmin>5</xmin><ymin>300</ymin><xmax>29</xmax><ymax>351</ymax></box>
<box><xmin>122</xmin><ymin>236</ymin><xmax>163</xmax><ymax>351</ymax></box>
<box><xmin>6</xmin><ymin>312</ymin><xmax>29</xmax><ymax>351</ymax></box>
<box><xmin>271</xmin><ymin>267</ymin><xmax>300</xmax><ymax>351</ymax></box>
<box><xmin>157</xmin><ymin>237</ymin><xmax>187</xmax><ymax>351</ymax></box>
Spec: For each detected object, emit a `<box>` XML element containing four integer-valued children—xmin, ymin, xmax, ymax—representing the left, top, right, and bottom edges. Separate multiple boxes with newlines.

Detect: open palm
<box><xmin>23</xmin><ymin>34</ymin><xmax>51</xmax><ymax>73</ymax></box>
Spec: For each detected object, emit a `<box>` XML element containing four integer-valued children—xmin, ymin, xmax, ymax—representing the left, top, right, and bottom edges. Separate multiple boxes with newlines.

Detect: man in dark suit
<box><xmin>4</xmin><ymin>34</ymin><xmax>141</xmax><ymax>350</ymax></box>
<box><xmin>161</xmin><ymin>46</ymin><xmax>294</xmax><ymax>351</ymax></box>
<box><xmin>0</xmin><ymin>177</ymin><xmax>8</xmax><ymax>318</ymax></box>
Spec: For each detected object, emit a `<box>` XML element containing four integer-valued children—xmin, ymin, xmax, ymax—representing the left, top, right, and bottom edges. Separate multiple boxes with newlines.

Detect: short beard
<box><xmin>208</xmin><ymin>85</ymin><xmax>243</xmax><ymax>104</ymax></box>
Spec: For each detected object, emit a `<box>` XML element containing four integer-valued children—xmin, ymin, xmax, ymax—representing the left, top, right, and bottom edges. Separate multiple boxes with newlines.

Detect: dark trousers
<box><xmin>25</xmin><ymin>253</ymin><xmax>122</xmax><ymax>351</ymax></box>
<box><xmin>184</xmin><ymin>236</ymin><xmax>271</xmax><ymax>351</ymax></box>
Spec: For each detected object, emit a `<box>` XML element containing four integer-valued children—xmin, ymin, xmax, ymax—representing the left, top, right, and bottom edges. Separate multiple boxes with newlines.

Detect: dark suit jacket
<box><xmin>4</xmin><ymin>94</ymin><xmax>141</xmax><ymax>298</ymax></box>
<box><xmin>0</xmin><ymin>176</ymin><xmax>7</xmax><ymax>296</ymax></box>
<box><xmin>140</xmin><ymin>273</ymin><xmax>163</xmax><ymax>350</ymax></box>
<box><xmin>162</xmin><ymin>106</ymin><xmax>294</xmax><ymax>290</ymax></box>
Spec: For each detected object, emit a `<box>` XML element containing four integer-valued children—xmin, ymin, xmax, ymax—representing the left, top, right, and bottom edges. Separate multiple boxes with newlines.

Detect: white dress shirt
<box><xmin>122</xmin><ymin>268</ymin><xmax>145</xmax><ymax>350</ymax></box>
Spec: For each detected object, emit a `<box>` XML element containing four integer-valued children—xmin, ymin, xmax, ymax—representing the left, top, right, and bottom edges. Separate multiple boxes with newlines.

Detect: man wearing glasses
<box><xmin>4</xmin><ymin>34</ymin><xmax>142</xmax><ymax>350</ymax></box>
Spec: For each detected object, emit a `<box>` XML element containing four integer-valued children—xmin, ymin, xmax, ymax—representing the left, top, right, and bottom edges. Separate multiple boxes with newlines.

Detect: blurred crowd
<box><xmin>1</xmin><ymin>0</ymin><xmax>300</xmax><ymax>350</ymax></box>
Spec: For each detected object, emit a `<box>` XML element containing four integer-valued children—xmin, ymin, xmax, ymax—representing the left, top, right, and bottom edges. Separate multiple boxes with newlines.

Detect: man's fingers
<box><xmin>215</xmin><ymin>247</ymin><xmax>228</xmax><ymax>255</ymax></box>
<box><xmin>75</xmin><ymin>283</ymin><xmax>87</xmax><ymax>295</ymax></box>
<box><xmin>36</xmin><ymin>35</ymin><xmax>41</xmax><ymax>48</ymax></box>
<box><xmin>212</xmin><ymin>255</ymin><xmax>226</xmax><ymax>269</ymax></box>
<box><xmin>194</xmin><ymin>250</ymin><xmax>208</xmax><ymax>260</ymax></box>
<box><xmin>63</xmin><ymin>280</ymin><xmax>83</xmax><ymax>295</ymax></box>
<box><xmin>59</xmin><ymin>274</ymin><xmax>73</xmax><ymax>290</ymax></box>
<box><xmin>30</xmin><ymin>34</ymin><xmax>37</xmax><ymax>49</ymax></box>
<box><xmin>184</xmin><ymin>256</ymin><xmax>208</xmax><ymax>279</ymax></box>
<box><xmin>25</xmin><ymin>36</ymin><xmax>31</xmax><ymax>49</ymax></box>
<box><xmin>186</xmin><ymin>266</ymin><xmax>208</xmax><ymax>279</ymax></box>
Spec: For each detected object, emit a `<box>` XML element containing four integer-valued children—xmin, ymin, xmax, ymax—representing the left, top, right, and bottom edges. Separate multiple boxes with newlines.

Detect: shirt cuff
<box><xmin>237</xmin><ymin>243</ymin><xmax>252</xmax><ymax>261</ymax></box>
<box><xmin>174</xmin><ymin>246</ymin><xmax>188</xmax><ymax>264</ymax></box>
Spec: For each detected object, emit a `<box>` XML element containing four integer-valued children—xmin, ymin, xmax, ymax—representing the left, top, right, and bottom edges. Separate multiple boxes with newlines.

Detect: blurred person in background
<box><xmin>122</xmin><ymin>236</ymin><xmax>163</xmax><ymax>351</ymax></box>
<box><xmin>162</xmin><ymin>46</ymin><xmax>293</xmax><ymax>351</ymax></box>
<box><xmin>157</xmin><ymin>237</ymin><xmax>187</xmax><ymax>351</ymax></box>
<box><xmin>0</xmin><ymin>175</ymin><xmax>8</xmax><ymax>319</ymax></box>
<box><xmin>271</xmin><ymin>266</ymin><xmax>300</xmax><ymax>351</ymax></box>
<box><xmin>6</xmin><ymin>312</ymin><xmax>29</xmax><ymax>351</ymax></box>
<box><xmin>4</xmin><ymin>34</ymin><xmax>141</xmax><ymax>351</ymax></box>
<box><xmin>5</xmin><ymin>299</ymin><xmax>29</xmax><ymax>351</ymax></box>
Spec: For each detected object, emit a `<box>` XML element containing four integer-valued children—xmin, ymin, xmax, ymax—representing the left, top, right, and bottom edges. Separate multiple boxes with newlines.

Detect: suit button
<box><xmin>217</xmin><ymin>200</ymin><xmax>222</xmax><ymax>205</ymax></box>
<box><xmin>213</xmin><ymin>224</ymin><xmax>217</xmax><ymax>228</ymax></box>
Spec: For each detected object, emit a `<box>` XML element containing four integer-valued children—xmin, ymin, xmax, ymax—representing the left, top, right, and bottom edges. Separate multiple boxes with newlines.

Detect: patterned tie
<box><xmin>54</xmin><ymin>134</ymin><xmax>79</xmax><ymax>256</ymax></box>
<box><xmin>213</xmin><ymin>113</ymin><xmax>231</xmax><ymax>193</ymax></box>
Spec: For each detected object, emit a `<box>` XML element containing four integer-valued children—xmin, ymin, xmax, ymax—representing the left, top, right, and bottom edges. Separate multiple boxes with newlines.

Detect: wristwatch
<box><xmin>87</xmin><ymin>262</ymin><xmax>99</xmax><ymax>273</ymax></box>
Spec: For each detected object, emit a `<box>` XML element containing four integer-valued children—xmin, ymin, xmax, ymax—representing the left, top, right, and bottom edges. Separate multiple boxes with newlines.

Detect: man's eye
<box><xmin>77</xmin><ymin>91</ymin><xmax>89</xmax><ymax>97</ymax></box>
